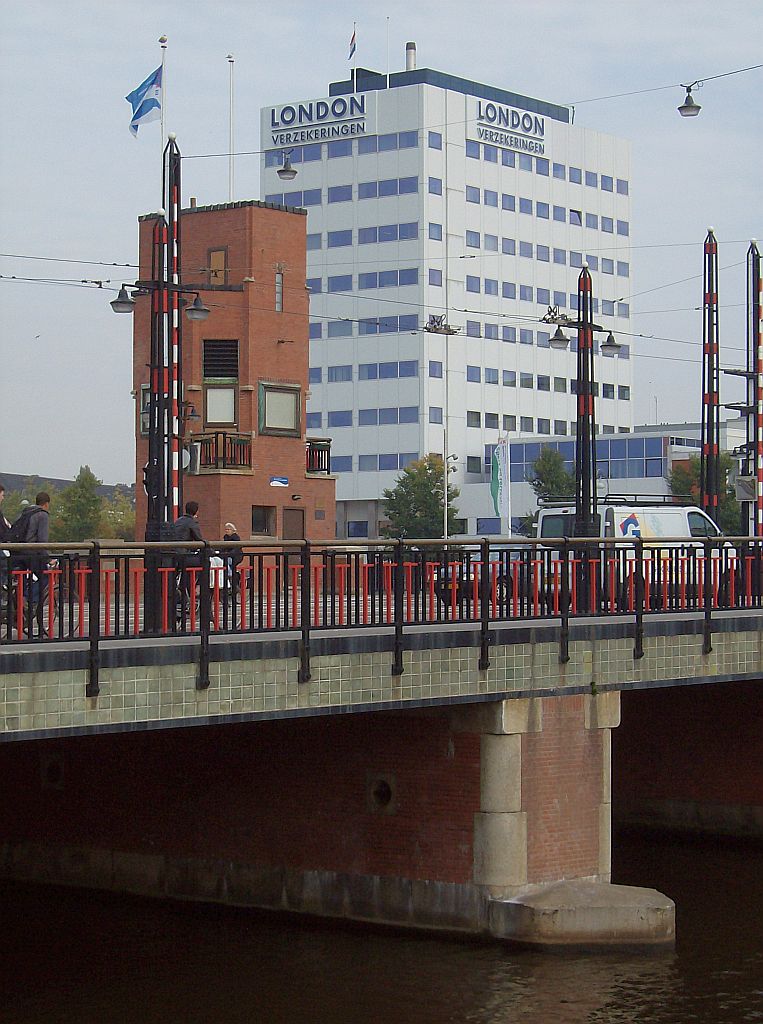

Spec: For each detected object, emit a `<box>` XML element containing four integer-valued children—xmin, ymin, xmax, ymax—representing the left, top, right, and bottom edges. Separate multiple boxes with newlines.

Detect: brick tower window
<box><xmin>203</xmin><ymin>339</ymin><xmax>239</xmax><ymax>428</ymax></box>
<box><xmin>208</xmin><ymin>248</ymin><xmax>228</xmax><ymax>285</ymax></box>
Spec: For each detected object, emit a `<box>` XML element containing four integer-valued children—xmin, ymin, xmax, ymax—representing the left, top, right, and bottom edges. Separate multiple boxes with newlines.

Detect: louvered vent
<box><xmin>203</xmin><ymin>339</ymin><xmax>238</xmax><ymax>379</ymax></box>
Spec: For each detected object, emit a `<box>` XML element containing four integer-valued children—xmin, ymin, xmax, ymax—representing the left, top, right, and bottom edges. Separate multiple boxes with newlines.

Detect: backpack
<box><xmin>8</xmin><ymin>508</ymin><xmax>35</xmax><ymax>543</ymax></box>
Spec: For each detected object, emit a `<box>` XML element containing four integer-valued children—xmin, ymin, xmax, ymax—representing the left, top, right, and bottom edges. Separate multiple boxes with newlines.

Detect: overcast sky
<box><xmin>1</xmin><ymin>0</ymin><xmax>761</xmax><ymax>484</ymax></box>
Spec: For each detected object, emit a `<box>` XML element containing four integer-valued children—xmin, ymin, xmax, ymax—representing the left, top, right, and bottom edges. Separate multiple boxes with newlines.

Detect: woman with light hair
<box><xmin>223</xmin><ymin>521</ymin><xmax>243</xmax><ymax>591</ymax></box>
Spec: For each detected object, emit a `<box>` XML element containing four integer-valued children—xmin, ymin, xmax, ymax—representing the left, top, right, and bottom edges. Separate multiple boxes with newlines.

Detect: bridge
<box><xmin>2</xmin><ymin>537</ymin><xmax>762</xmax><ymax>947</ymax></box>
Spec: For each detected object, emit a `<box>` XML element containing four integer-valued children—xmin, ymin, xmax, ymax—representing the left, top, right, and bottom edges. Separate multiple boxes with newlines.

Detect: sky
<box><xmin>1</xmin><ymin>0</ymin><xmax>761</xmax><ymax>484</ymax></box>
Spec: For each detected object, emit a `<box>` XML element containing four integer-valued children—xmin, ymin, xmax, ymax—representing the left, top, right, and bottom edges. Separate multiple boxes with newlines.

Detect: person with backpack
<box><xmin>8</xmin><ymin>492</ymin><xmax>52</xmax><ymax>635</ymax></box>
<box><xmin>172</xmin><ymin>501</ymin><xmax>204</xmax><ymax>610</ymax></box>
<box><xmin>0</xmin><ymin>483</ymin><xmax>11</xmax><ymax>611</ymax></box>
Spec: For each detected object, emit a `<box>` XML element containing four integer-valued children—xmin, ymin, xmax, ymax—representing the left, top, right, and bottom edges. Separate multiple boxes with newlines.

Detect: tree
<box><xmin>527</xmin><ymin>447</ymin><xmax>575</xmax><ymax>502</ymax></box>
<box><xmin>381</xmin><ymin>455</ymin><xmax>460</xmax><ymax>539</ymax></box>
<box><xmin>98</xmin><ymin>488</ymin><xmax>136</xmax><ymax>541</ymax></box>
<box><xmin>669</xmin><ymin>452</ymin><xmax>741</xmax><ymax>535</ymax></box>
<box><xmin>53</xmin><ymin>466</ymin><xmax>103</xmax><ymax>541</ymax></box>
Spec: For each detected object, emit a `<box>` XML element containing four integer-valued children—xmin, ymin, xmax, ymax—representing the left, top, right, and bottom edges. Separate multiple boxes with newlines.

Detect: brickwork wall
<box><xmin>0</xmin><ymin>713</ymin><xmax>481</xmax><ymax>885</ymax></box>
<box><xmin>522</xmin><ymin>695</ymin><xmax>604</xmax><ymax>882</ymax></box>
<box><xmin>614</xmin><ymin>681</ymin><xmax>763</xmax><ymax>809</ymax></box>
<box><xmin>133</xmin><ymin>202</ymin><xmax>335</xmax><ymax>541</ymax></box>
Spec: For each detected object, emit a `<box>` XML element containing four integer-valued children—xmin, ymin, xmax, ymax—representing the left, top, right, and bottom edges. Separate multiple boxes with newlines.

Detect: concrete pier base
<box><xmin>488</xmin><ymin>880</ymin><xmax>675</xmax><ymax>948</ymax></box>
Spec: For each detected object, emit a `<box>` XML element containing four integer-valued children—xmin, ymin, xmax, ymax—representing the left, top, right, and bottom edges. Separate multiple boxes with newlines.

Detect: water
<box><xmin>1</xmin><ymin>831</ymin><xmax>761</xmax><ymax>1023</ymax></box>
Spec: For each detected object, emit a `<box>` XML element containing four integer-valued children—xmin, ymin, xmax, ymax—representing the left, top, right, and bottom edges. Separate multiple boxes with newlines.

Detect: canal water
<box><xmin>1</xmin><ymin>830</ymin><xmax>761</xmax><ymax>1023</ymax></box>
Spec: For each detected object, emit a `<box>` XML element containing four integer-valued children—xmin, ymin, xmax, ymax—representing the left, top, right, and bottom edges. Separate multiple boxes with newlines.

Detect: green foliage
<box><xmin>52</xmin><ymin>466</ymin><xmax>103</xmax><ymax>542</ymax></box>
<box><xmin>381</xmin><ymin>454</ymin><xmax>460</xmax><ymax>539</ymax></box>
<box><xmin>2</xmin><ymin>479</ymin><xmax>58</xmax><ymax>526</ymax></box>
<box><xmin>98</xmin><ymin>488</ymin><xmax>136</xmax><ymax>541</ymax></box>
<box><xmin>669</xmin><ymin>452</ymin><xmax>741</xmax><ymax>535</ymax></box>
<box><xmin>527</xmin><ymin>447</ymin><xmax>575</xmax><ymax>502</ymax></box>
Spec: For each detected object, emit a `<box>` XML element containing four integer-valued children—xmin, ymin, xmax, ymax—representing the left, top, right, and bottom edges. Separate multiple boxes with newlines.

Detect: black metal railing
<box><xmin>306</xmin><ymin>437</ymin><xmax>331</xmax><ymax>474</ymax></box>
<box><xmin>197</xmin><ymin>431</ymin><xmax>252</xmax><ymax>470</ymax></box>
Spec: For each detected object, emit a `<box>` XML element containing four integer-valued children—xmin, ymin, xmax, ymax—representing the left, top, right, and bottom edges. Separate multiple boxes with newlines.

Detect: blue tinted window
<box><xmin>327</xmin><ymin>365</ymin><xmax>352</xmax><ymax>383</ymax></box>
<box><xmin>585</xmin><ymin>170</ymin><xmax>598</xmax><ymax>187</ymax></box>
<box><xmin>358</xmin><ymin>409</ymin><xmax>378</xmax><ymax>426</ymax></box>
<box><xmin>502</xmin><ymin>193</ymin><xmax>516</xmax><ymax>211</ymax></box>
<box><xmin>303</xmin><ymin>143</ymin><xmax>321</xmax><ymax>161</ymax></box>
<box><xmin>284</xmin><ymin>190</ymin><xmax>302</xmax><ymax>206</ymax></box>
<box><xmin>553</xmin><ymin>205</ymin><xmax>566</xmax><ymax>222</ymax></box>
<box><xmin>378</xmin><ymin>270</ymin><xmax>397</xmax><ymax>288</ymax></box>
<box><xmin>535</xmin><ymin>157</ymin><xmax>549</xmax><ymax>176</ymax></box>
<box><xmin>503</xmin><ymin>370</ymin><xmax>516</xmax><ymax>386</ymax></box>
<box><xmin>501</xmin><ymin>149</ymin><xmax>515</xmax><ymax>167</ymax></box>
<box><xmin>537</xmin><ymin>244</ymin><xmax>550</xmax><ymax>262</ymax></box>
<box><xmin>379</xmin><ymin>453</ymin><xmax>398</xmax><ymax>470</ymax></box>
<box><xmin>502</xmin><ymin>237</ymin><xmax>516</xmax><ymax>255</ymax></box>
<box><xmin>553</xmin><ymin>248</ymin><xmax>566</xmax><ymax>265</ymax></box>
<box><xmin>519</xmin><ymin>154</ymin><xmax>533</xmax><ymax>171</ymax></box>
<box><xmin>617</xmin><ymin>261</ymin><xmax>629</xmax><ymax>277</ymax></box>
<box><xmin>306</xmin><ymin>412</ymin><xmax>322</xmax><ymax>430</ymax></box>
<box><xmin>359</xmin><ymin>272</ymin><xmax>377</xmax><ymax>289</ymax></box>
<box><xmin>466</xmin><ymin>320</ymin><xmax>480</xmax><ymax>337</ymax></box>
<box><xmin>398</xmin><ymin>130</ymin><xmax>417</xmax><ymax>149</ymax></box>
<box><xmin>587</xmin><ymin>255</ymin><xmax>599</xmax><ymax>271</ymax></box>
<box><xmin>399</xmin><ymin>268</ymin><xmax>418</xmax><ymax>286</ymax></box>
<box><xmin>519</xmin><ymin>241</ymin><xmax>533</xmax><ymax>258</ymax></box>
<box><xmin>569</xmin><ymin>209</ymin><xmax>582</xmax><ymax>226</ymax></box>
<box><xmin>536</xmin><ymin>288</ymin><xmax>550</xmax><ymax>305</ymax></box>
<box><xmin>484</xmin><ymin>189</ymin><xmax>498</xmax><ymax>207</ymax></box>
<box><xmin>358</xmin><ymin>363</ymin><xmax>378</xmax><ymax>380</ymax></box>
<box><xmin>328</xmin><ymin>139</ymin><xmax>352</xmax><ymax>158</ymax></box>
<box><xmin>264</xmin><ymin>193</ymin><xmax>283</xmax><ymax>205</ymax></box>
<box><xmin>328</xmin><ymin>229</ymin><xmax>352</xmax><ymax>247</ymax></box>
<box><xmin>328</xmin><ymin>184</ymin><xmax>352</xmax><ymax>203</ymax></box>
<box><xmin>377</xmin><ymin>223</ymin><xmax>397</xmax><ymax>242</ymax></box>
<box><xmin>264</xmin><ymin>150</ymin><xmax>281</xmax><ymax>167</ymax></box>
<box><xmin>399</xmin><ymin>360</ymin><xmax>418</xmax><ymax>377</ymax></box>
<box><xmin>379</xmin><ymin>178</ymin><xmax>397</xmax><ymax>197</ymax></box>
<box><xmin>569</xmin><ymin>166</ymin><xmax>582</xmax><ymax>184</ymax></box>
<box><xmin>552</xmin><ymin>162</ymin><xmax>565</xmax><ymax>180</ymax></box>
<box><xmin>359</xmin><ymin>319</ymin><xmax>378</xmax><ymax>335</ymax></box>
<box><xmin>378</xmin><ymin>132</ymin><xmax>397</xmax><ymax>152</ymax></box>
<box><xmin>601</xmin><ymin>175</ymin><xmax>613</xmax><ymax>192</ymax></box>
<box><xmin>485</xmin><ymin>323</ymin><xmax>498</xmax><ymax>340</ymax></box>
<box><xmin>399</xmin><ymin>406</ymin><xmax>419</xmax><ymax>424</ymax></box>
<box><xmin>570</xmin><ymin>251</ymin><xmax>583</xmax><ymax>268</ymax></box>
<box><xmin>428</xmin><ymin>177</ymin><xmax>443</xmax><ymax>195</ymax></box>
<box><xmin>466</xmin><ymin>230</ymin><xmax>480</xmax><ymax>248</ymax></box>
<box><xmin>328</xmin><ymin>275</ymin><xmax>352</xmax><ymax>292</ymax></box>
<box><xmin>358</xmin><ymin>226</ymin><xmax>377</xmax><ymax>244</ymax></box>
<box><xmin>520</xmin><ymin>285</ymin><xmax>533</xmax><ymax>302</ymax></box>
<box><xmin>466</xmin><ymin>275</ymin><xmax>480</xmax><ymax>293</ymax></box>
<box><xmin>309</xmin><ymin>322</ymin><xmax>322</xmax><ymax>340</ymax></box>
<box><xmin>328</xmin><ymin>411</ymin><xmax>352</xmax><ymax>427</ymax></box>
<box><xmin>358</xmin><ymin>136</ymin><xmax>377</xmax><ymax>154</ymax></box>
<box><xmin>308</xmin><ymin>366</ymin><xmax>322</xmax><ymax>383</ymax></box>
<box><xmin>347</xmin><ymin>520</ymin><xmax>370</xmax><ymax>538</ymax></box>
<box><xmin>483</xmin><ymin>144</ymin><xmax>498</xmax><ymax>162</ymax></box>
<box><xmin>399</xmin><ymin>315</ymin><xmax>418</xmax><ymax>331</ymax></box>
<box><xmin>428</xmin><ymin>131</ymin><xmax>442</xmax><ymax>149</ymax></box>
<box><xmin>429</xmin><ymin>222</ymin><xmax>442</xmax><ymax>240</ymax></box>
<box><xmin>553</xmin><ymin>291</ymin><xmax>566</xmax><ymax>308</ymax></box>
<box><xmin>485</xmin><ymin>367</ymin><xmax>499</xmax><ymax>384</ymax></box>
<box><xmin>398</xmin><ymin>177</ymin><xmax>418</xmax><ymax>193</ymax></box>
<box><xmin>429</xmin><ymin>268</ymin><xmax>442</xmax><ymax>286</ymax></box>
<box><xmin>618</xmin><ymin>302</ymin><xmax>630</xmax><ymax>317</ymax></box>
<box><xmin>617</xmin><ymin>220</ymin><xmax>630</xmax><ymax>236</ymax></box>
<box><xmin>484</xmin><ymin>278</ymin><xmax>498</xmax><ymax>296</ymax></box>
<box><xmin>359</xmin><ymin>181</ymin><xmax>377</xmax><ymax>199</ymax></box>
<box><xmin>331</xmin><ymin>455</ymin><xmax>353</xmax><ymax>472</ymax></box>
<box><xmin>586</xmin><ymin>213</ymin><xmax>598</xmax><ymax>229</ymax></box>
<box><xmin>601</xmin><ymin>216</ymin><xmax>613</xmax><ymax>233</ymax></box>
<box><xmin>502</xmin><ymin>281</ymin><xmax>516</xmax><ymax>299</ymax></box>
<box><xmin>602</xmin><ymin>258</ymin><xmax>614</xmax><ymax>275</ymax></box>
<box><xmin>466</xmin><ymin>140</ymin><xmax>480</xmax><ymax>159</ymax></box>
<box><xmin>467</xmin><ymin>364</ymin><xmax>481</xmax><ymax>383</ymax></box>
<box><xmin>537</xmin><ymin>202</ymin><xmax>549</xmax><ymax>219</ymax></box>
<box><xmin>429</xmin><ymin>406</ymin><xmax>443</xmax><ymax>424</ymax></box>
<box><xmin>379</xmin><ymin>361</ymin><xmax>397</xmax><ymax>379</ymax></box>
<box><xmin>520</xmin><ymin>329</ymin><xmax>533</xmax><ymax>346</ymax></box>
<box><xmin>306</xmin><ymin>278</ymin><xmax>322</xmax><ymax>293</ymax></box>
<box><xmin>399</xmin><ymin>222</ymin><xmax>418</xmax><ymax>240</ymax></box>
<box><xmin>327</xmin><ymin>319</ymin><xmax>351</xmax><ymax>339</ymax></box>
<box><xmin>379</xmin><ymin>408</ymin><xmax>397</xmax><ymax>425</ymax></box>
<box><xmin>616</xmin><ymin>179</ymin><xmax>629</xmax><ymax>195</ymax></box>
<box><xmin>503</xmin><ymin>326</ymin><xmax>516</xmax><ymax>343</ymax></box>
<box><xmin>519</xmin><ymin>197</ymin><xmax>532</xmax><ymax>214</ymax></box>
<box><xmin>429</xmin><ymin>360</ymin><xmax>443</xmax><ymax>378</ymax></box>
<box><xmin>306</xmin><ymin>233</ymin><xmax>322</xmax><ymax>250</ymax></box>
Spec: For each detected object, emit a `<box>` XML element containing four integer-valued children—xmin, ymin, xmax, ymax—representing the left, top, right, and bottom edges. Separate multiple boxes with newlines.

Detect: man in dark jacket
<box><xmin>15</xmin><ymin>493</ymin><xmax>51</xmax><ymax>634</ymax></box>
<box><xmin>173</xmin><ymin>501</ymin><xmax>203</xmax><ymax>602</ymax></box>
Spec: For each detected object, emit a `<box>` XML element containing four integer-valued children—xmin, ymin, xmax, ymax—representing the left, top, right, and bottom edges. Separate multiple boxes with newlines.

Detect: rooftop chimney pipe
<box><xmin>406</xmin><ymin>41</ymin><xmax>416</xmax><ymax>71</ymax></box>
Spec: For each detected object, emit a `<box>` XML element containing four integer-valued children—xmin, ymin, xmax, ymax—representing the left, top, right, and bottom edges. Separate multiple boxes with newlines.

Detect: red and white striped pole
<box><xmin>700</xmin><ymin>228</ymin><xmax>721</xmax><ymax>525</ymax></box>
<box><xmin>749</xmin><ymin>241</ymin><xmax>763</xmax><ymax>536</ymax></box>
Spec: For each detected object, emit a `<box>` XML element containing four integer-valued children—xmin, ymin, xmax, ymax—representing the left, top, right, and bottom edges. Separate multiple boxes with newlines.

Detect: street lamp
<box><xmin>678</xmin><ymin>83</ymin><xmax>702</xmax><ymax>117</ymax></box>
<box><xmin>277</xmin><ymin>150</ymin><xmax>298</xmax><ymax>181</ymax></box>
<box><xmin>541</xmin><ymin>265</ymin><xmax>622</xmax><ymax>537</ymax></box>
<box><xmin>424</xmin><ymin>314</ymin><xmax>461</xmax><ymax>538</ymax></box>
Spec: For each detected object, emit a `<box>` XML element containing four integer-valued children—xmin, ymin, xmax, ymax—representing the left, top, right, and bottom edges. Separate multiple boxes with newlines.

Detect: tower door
<box><xmin>282</xmin><ymin>507</ymin><xmax>305</xmax><ymax>540</ymax></box>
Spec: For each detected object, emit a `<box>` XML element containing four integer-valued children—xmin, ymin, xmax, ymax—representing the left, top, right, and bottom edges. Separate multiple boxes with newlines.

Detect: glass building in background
<box><xmin>261</xmin><ymin>49</ymin><xmax>633</xmax><ymax>537</ymax></box>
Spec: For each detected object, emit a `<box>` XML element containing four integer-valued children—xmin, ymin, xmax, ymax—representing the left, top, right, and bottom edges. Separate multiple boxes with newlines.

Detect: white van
<box><xmin>536</xmin><ymin>503</ymin><xmax>722</xmax><ymax>542</ymax></box>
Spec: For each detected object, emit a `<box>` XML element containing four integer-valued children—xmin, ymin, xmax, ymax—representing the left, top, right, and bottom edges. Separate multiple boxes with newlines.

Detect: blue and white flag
<box><xmin>125</xmin><ymin>65</ymin><xmax>162</xmax><ymax>137</ymax></box>
<box><xmin>348</xmin><ymin>26</ymin><xmax>356</xmax><ymax>60</ymax></box>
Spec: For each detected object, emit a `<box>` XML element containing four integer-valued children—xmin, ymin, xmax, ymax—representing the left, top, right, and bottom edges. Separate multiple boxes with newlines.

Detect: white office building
<box><xmin>261</xmin><ymin>47</ymin><xmax>633</xmax><ymax>537</ymax></box>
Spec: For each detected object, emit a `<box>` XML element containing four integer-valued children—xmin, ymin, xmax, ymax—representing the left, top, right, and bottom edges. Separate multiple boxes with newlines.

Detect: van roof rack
<box><xmin>538</xmin><ymin>494</ymin><xmax>694</xmax><ymax>508</ymax></box>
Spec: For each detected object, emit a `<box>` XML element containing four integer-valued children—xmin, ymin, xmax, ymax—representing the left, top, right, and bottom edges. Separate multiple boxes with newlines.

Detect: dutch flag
<box><xmin>126</xmin><ymin>65</ymin><xmax>163</xmax><ymax>137</ymax></box>
<box><xmin>348</xmin><ymin>27</ymin><xmax>356</xmax><ymax>61</ymax></box>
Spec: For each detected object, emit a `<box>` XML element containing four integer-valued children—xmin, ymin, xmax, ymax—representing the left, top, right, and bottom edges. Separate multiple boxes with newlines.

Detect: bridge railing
<box><xmin>2</xmin><ymin>536</ymin><xmax>762</xmax><ymax>648</ymax></box>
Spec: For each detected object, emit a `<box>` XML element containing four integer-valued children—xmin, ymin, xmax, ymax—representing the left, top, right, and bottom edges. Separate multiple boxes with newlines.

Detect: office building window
<box><xmin>502</xmin><ymin>149</ymin><xmax>516</xmax><ymax>167</ymax></box>
<box><xmin>602</xmin><ymin>383</ymin><xmax>615</xmax><ymax>399</ymax></box>
<box><xmin>502</xmin><ymin>281</ymin><xmax>516</xmax><ymax>299</ymax></box>
<box><xmin>519</xmin><ymin>285</ymin><xmax>533</xmax><ymax>302</ymax></box>
<box><xmin>429</xmin><ymin>268</ymin><xmax>443</xmax><ymax>286</ymax></box>
<box><xmin>502</xmin><ymin>193</ymin><xmax>516</xmax><ymax>211</ymax></box>
<box><xmin>358</xmin><ymin>410</ymin><xmax>377</xmax><ymax>426</ymax></box>
<box><xmin>585</xmin><ymin>170</ymin><xmax>598</xmax><ymax>187</ymax></box>
<box><xmin>519</xmin><ymin>153</ymin><xmax>533</xmax><ymax>171</ymax></box>
<box><xmin>328</xmin><ymin>321</ymin><xmax>352</xmax><ymax>338</ymax></box>
<box><xmin>483</xmin><ymin>144</ymin><xmax>498</xmax><ymax>163</ymax></box>
<box><xmin>618</xmin><ymin>385</ymin><xmax>630</xmax><ymax>400</ymax></box>
<box><xmin>485</xmin><ymin>412</ymin><xmax>499</xmax><ymax>429</ymax></box>
<box><xmin>484</xmin><ymin>233</ymin><xmax>498</xmax><ymax>251</ymax></box>
<box><xmin>553</xmin><ymin>205</ymin><xmax>566</xmax><ymax>223</ymax></box>
<box><xmin>467</xmin><ymin>456</ymin><xmax>482</xmax><ymax>474</ymax></box>
<box><xmin>586</xmin><ymin>213</ymin><xmax>599</xmax><ymax>229</ymax></box>
<box><xmin>428</xmin><ymin>130</ymin><xmax>442</xmax><ymax>149</ymax></box>
<box><xmin>602</xmin><ymin>258</ymin><xmax>614</xmax><ymax>275</ymax></box>
<box><xmin>502</xmin><ymin>237</ymin><xmax>516</xmax><ymax>255</ymax></box>
<box><xmin>484</xmin><ymin>278</ymin><xmax>498</xmax><ymax>296</ymax></box>
<box><xmin>467</xmin><ymin>411</ymin><xmax>481</xmax><ymax>427</ymax></box>
<box><xmin>306</xmin><ymin>277</ymin><xmax>321</xmax><ymax>293</ymax></box>
<box><xmin>466</xmin><ymin>139</ymin><xmax>480</xmax><ymax>158</ymax></box>
<box><xmin>503</xmin><ymin>370</ymin><xmax>516</xmax><ymax>387</ymax></box>
<box><xmin>554</xmin><ymin>377</ymin><xmax>567</xmax><ymax>393</ymax></box>
<box><xmin>519</xmin><ymin>241</ymin><xmax>533</xmax><ymax>258</ymax></box>
<box><xmin>429</xmin><ymin>222</ymin><xmax>443</xmax><ymax>240</ymax></box>
<box><xmin>537</xmin><ymin>202</ymin><xmax>549</xmax><ymax>219</ymax></box>
<box><xmin>429</xmin><ymin>406</ymin><xmax>443</xmax><ymax>423</ymax></box>
<box><xmin>552</xmin><ymin>162</ymin><xmax>565</xmax><ymax>180</ymax></box>
<box><xmin>466</xmin><ymin>230</ymin><xmax>480</xmax><ymax>248</ymax></box>
<box><xmin>466</xmin><ymin>275</ymin><xmax>480</xmax><ymax>293</ymax></box>
<box><xmin>330</xmin><ymin>456</ymin><xmax>353</xmax><ymax>473</ymax></box>
<box><xmin>466</xmin><ymin>320</ymin><xmax>480</xmax><ymax>337</ymax></box>
<box><xmin>554</xmin><ymin>291</ymin><xmax>567</xmax><ymax>307</ymax></box>
<box><xmin>308</xmin><ymin>322</ymin><xmax>322</xmax><ymax>340</ymax></box>
<box><xmin>466</xmin><ymin>365</ymin><xmax>481</xmax><ymax>383</ymax></box>
<box><xmin>306</xmin><ymin>233</ymin><xmax>321</xmax><ymax>250</ymax></box>
<box><xmin>536</xmin><ymin>157</ymin><xmax>549</xmax><ymax>176</ymax></box>
<box><xmin>617</xmin><ymin>220</ymin><xmax>630</xmax><ymax>236</ymax></box>
<box><xmin>466</xmin><ymin>185</ymin><xmax>480</xmax><ymax>203</ymax></box>
<box><xmin>259</xmin><ymin>383</ymin><xmax>300</xmax><ymax>436</ymax></box>
<box><xmin>520</xmin><ymin>372</ymin><xmax>533</xmax><ymax>388</ymax></box>
<box><xmin>537</xmin><ymin>374</ymin><xmax>550</xmax><ymax>392</ymax></box>
<box><xmin>569</xmin><ymin>166</ymin><xmax>582</xmax><ymax>184</ymax></box>
<box><xmin>327</xmin><ymin>365</ymin><xmax>352</xmax><ymax>383</ymax></box>
<box><xmin>602</xmin><ymin>216</ymin><xmax>614</xmax><ymax>233</ymax></box>
<box><xmin>484</xmin><ymin>323</ymin><xmax>498</xmax><ymax>340</ymax></box>
<box><xmin>306</xmin><ymin>412</ymin><xmax>322</xmax><ymax>430</ymax></box>
<box><xmin>570</xmin><ymin>251</ymin><xmax>583</xmax><ymax>268</ymax></box>
<box><xmin>328</xmin><ymin>139</ymin><xmax>352</xmax><ymax>158</ymax></box>
<box><xmin>537</xmin><ymin>418</ymin><xmax>551</xmax><ymax>434</ymax></box>
<box><xmin>429</xmin><ymin>360</ymin><xmax>443</xmax><ymax>378</ymax></box>
<box><xmin>553</xmin><ymin>248</ymin><xmax>566</xmax><ymax>265</ymax></box>
<box><xmin>328</xmin><ymin>230</ymin><xmax>352</xmax><ymax>248</ymax></box>
<box><xmin>429</xmin><ymin>177</ymin><xmax>443</xmax><ymax>195</ymax></box>
<box><xmin>554</xmin><ymin>420</ymin><xmax>567</xmax><ymax>435</ymax></box>
<box><xmin>485</xmin><ymin>367</ymin><xmax>499</xmax><ymax>384</ymax></box>
<box><xmin>537</xmin><ymin>244</ymin><xmax>550</xmax><ymax>262</ymax></box>
<box><xmin>328</xmin><ymin>275</ymin><xmax>352</xmax><ymax>292</ymax></box>
<box><xmin>569</xmin><ymin>209</ymin><xmax>583</xmax><ymax>226</ymax></box>
<box><xmin>536</xmin><ymin>288</ymin><xmax>550</xmax><ymax>305</ymax></box>
<box><xmin>520</xmin><ymin>416</ymin><xmax>533</xmax><ymax>431</ymax></box>
<box><xmin>328</xmin><ymin>184</ymin><xmax>352</xmax><ymax>203</ymax></box>
<box><xmin>327</xmin><ymin>410</ymin><xmax>352</xmax><ymax>427</ymax></box>
<box><xmin>251</xmin><ymin>505</ymin><xmax>276</xmax><ymax>535</ymax></box>
<box><xmin>504</xmin><ymin>415</ymin><xmax>517</xmax><ymax>431</ymax></box>
<box><xmin>484</xmin><ymin>189</ymin><xmax>498</xmax><ymax>207</ymax></box>
<box><xmin>519</xmin><ymin>197</ymin><xmax>532</xmax><ymax>214</ymax></box>
<box><xmin>617</xmin><ymin>261</ymin><xmax>630</xmax><ymax>277</ymax></box>
<box><xmin>616</xmin><ymin>178</ymin><xmax>629</xmax><ymax>195</ymax></box>
<box><xmin>502</xmin><ymin>326</ymin><xmax>516</xmax><ymax>343</ymax></box>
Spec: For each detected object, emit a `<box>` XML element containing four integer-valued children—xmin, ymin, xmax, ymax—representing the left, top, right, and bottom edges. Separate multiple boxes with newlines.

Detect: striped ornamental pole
<box><xmin>162</xmin><ymin>136</ymin><xmax>183</xmax><ymax>523</ymax></box>
<box><xmin>749</xmin><ymin>241</ymin><xmax>763</xmax><ymax>536</ymax></box>
<box><xmin>700</xmin><ymin>228</ymin><xmax>721</xmax><ymax>526</ymax></box>
<box><xmin>574</xmin><ymin>264</ymin><xmax>598</xmax><ymax>537</ymax></box>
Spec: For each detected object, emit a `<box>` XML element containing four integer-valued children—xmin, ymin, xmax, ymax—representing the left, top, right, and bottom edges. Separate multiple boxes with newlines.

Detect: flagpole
<box><xmin>352</xmin><ymin>21</ymin><xmax>356</xmax><ymax>91</ymax></box>
<box><xmin>386</xmin><ymin>17</ymin><xmax>390</xmax><ymax>88</ymax></box>
<box><xmin>159</xmin><ymin>35</ymin><xmax>168</xmax><ymax>158</ymax></box>
<box><xmin>227</xmin><ymin>53</ymin><xmax>235</xmax><ymax>202</ymax></box>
